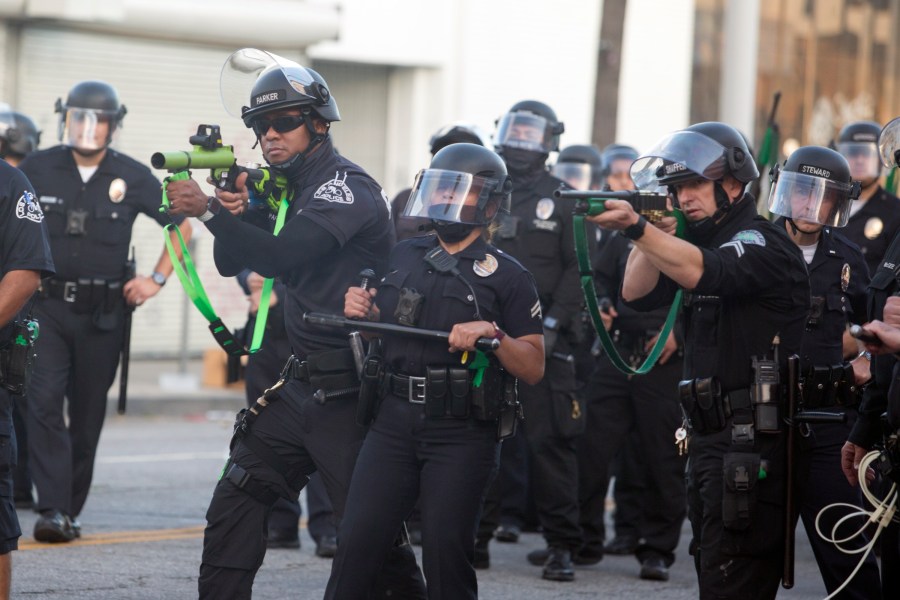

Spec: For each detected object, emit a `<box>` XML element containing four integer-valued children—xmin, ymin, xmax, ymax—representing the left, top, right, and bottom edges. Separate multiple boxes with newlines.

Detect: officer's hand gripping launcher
<box><xmin>151</xmin><ymin>124</ymin><xmax>286</xmax><ymax>201</ymax></box>
<box><xmin>554</xmin><ymin>188</ymin><xmax>686</xmax><ymax>233</ymax></box>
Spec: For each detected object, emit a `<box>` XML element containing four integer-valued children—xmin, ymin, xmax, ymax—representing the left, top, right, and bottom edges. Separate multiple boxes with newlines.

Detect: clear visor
<box><xmin>402</xmin><ymin>169</ymin><xmax>499</xmax><ymax>225</ymax></box>
<box><xmin>0</xmin><ymin>103</ymin><xmax>13</xmax><ymax>133</ymax></box>
<box><xmin>551</xmin><ymin>162</ymin><xmax>592</xmax><ymax>190</ymax></box>
<box><xmin>60</xmin><ymin>108</ymin><xmax>113</xmax><ymax>150</ymax></box>
<box><xmin>878</xmin><ymin>116</ymin><xmax>900</xmax><ymax>169</ymax></box>
<box><xmin>767</xmin><ymin>171</ymin><xmax>855</xmax><ymax>227</ymax></box>
<box><xmin>836</xmin><ymin>142</ymin><xmax>880</xmax><ymax>180</ymax></box>
<box><xmin>630</xmin><ymin>131</ymin><xmax>728</xmax><ymax>190</ymax></box>
<box><xmin>220</xmin><ymin>48</ymin><xmax>318</xmax><ymax>119</ymax></box>
<box><xmin>495</xmin><ymin>111</ymin><xmax>554</xmax><ymax>153</ymax></box>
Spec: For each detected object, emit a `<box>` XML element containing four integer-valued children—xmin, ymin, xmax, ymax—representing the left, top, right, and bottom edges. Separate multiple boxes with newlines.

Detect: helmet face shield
<box><xmin>836</xmin><ymin>142</ymin><xmax>880</xmax><ymax>180</ymax></box>
<box><xmin>767</xmin><ymin>170</ymin><xmax>856</xmax><ymax>227</ymax></box>
<box><xmin>220</xmin><ymin>48</ymin><xmax>318</xmax><ymax>121</ymax></box>
<box><xmin>879</xmin><ymin>117</ymin><xmax>900</xmax><ymax>169</ymax></box>
<box><xmin>495</xmin><ymin>111</ymin><xmax>556</xmax><ymax>153</ymax></box>
<box><xmin>402</xmin><ymin>169</ymin><xmax>502</xmax><ymax>225</ymax></box>
<box><xmin>551</xmin><ymin>162</ymin><xmax>592</xmax><ymax>190</ymax></box>
<box><xmin>60</xmin><ymin>108</ymin><xmax>115</xmax><ymax>150</ymax></box>
<box><xmin>630</xmin><ymin>131</ymin><xmax>729</xmax><ymax>190</ymax></box>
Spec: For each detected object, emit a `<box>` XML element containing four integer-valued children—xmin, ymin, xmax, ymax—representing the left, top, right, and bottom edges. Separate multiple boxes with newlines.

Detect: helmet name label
<box><xmin>254</xmin><ymin>90</ymin><xmax>285</xmax><ymax>106</ymax></box>
<box><xmin>799</xmin><ymin>164</ymin><xmax>831</xmax><ymax>178</ymax></box>
<box><xmin>665</xmin><ymin>162</ymin><xmax>687</xmax><ymax>175</ymax></box>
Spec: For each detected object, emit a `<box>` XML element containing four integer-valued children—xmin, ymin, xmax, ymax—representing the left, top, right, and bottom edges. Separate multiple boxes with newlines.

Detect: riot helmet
<box><xmin>0</xmin><ymin>106</ymin><xmax>40</xmax><ymax>159</ymax></box>
<box><xmin>403</xmin><ymin>143</ymin><xmax>512</xmax><ymax>229</ymax></box>
<box><xmin>55</xmin><ymin>80</ymin><xmax>126</xmax><ymax>152</ymax></box>
<box><xmin>220</xmin><ymin>49</ymin><xmax>339</xmax><ymax>170</ymax></box>
<box><xmin>495</xmin><ymin>100</ymin><xmax>564</xmax><ymax>155</ymax></box>
<box><xmin>834</xmin><ymin>120</ymin><xmax>881</xmax><ymax>182</ymax></box>
<box><xmin>552</xmin><ymin>144</ymin><xmax>603</xmax><ymax>190</ymax></box>
<box><xmin>600</xmin><ymin>143</ymin><xmax>639</xmax><ymax>191</ymax></box>
<box><xmin>879</xmin><ymin>116</ymin><xmax>900</xmax><ymax>169</ymax></box>
<box><xmin>631</xmin><ymin>122</ymin><xmax>758</xmax><ymax>238</ymax></box>
<box><xmin>429</xmin><ymin>123</ymin><xmax>487</xmax><ymax>156</ymax></box>
<box><xmin>767</xmin><ymin>146</ymin><xmax>859</xmax><ymax>228</ymax></box>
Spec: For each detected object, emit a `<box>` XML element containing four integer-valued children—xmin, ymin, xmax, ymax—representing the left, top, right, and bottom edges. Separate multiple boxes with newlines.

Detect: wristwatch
<box><xmin>151</xmin><ymin>271</ymin><xmax>167</xmax><ymax>287</ymax></box>
<box><xmin>857</xmin><ymin>350</ymin><xmax>872</xmax><ymax>362</ymax></box>
<box><xmin>492</xmin><ymin>321</ymin><xmax>507</xmax><ymax>342</ymax></box>
<box><xmin>197</xmin><ymin>196</ymin><xmax>222</xmax><ymax>223</ymax></box>
<box><xmin>622</xmin><ymin>215</ymin><xmax>648</xmax><ymax>241</ymax></box>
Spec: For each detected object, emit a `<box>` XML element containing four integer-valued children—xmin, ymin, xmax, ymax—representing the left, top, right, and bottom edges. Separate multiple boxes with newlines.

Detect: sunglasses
<box><xmin>251</xmin><ymin>114</ymin><xmax>306</xmax><ymax>137</ymax></box>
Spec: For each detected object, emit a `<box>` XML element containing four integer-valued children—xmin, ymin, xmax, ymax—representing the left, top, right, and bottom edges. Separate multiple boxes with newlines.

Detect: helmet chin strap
<box><xmin>673</xmin><ymin>181</ymin><xmax>737</xmax><ymax>240</ymax></box>
<box><xmin>785</xmin><ymin>217</ymin><xmax>800</xmax><ymax>236</ymax></box>
<box><xmin>267</xmin><ymin>120</ymin><xmax>328</xmax><ymax>176</ymax></box>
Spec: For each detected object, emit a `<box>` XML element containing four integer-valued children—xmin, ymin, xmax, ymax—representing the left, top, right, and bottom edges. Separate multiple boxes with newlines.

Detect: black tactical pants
<box><xmin>0</xmin><ymin>389</ymin><xmax>21</xmax><ymax>553</ymax></box>
<box><xmin>28</xmin><ymin>297</ymin><xmax>124</xmax><ymax>517</ymax></box>
<box><xmin>243</xmin><ymin>336</ymin><xmax>335</xmax><ymax>542</ymax></box>
<box><xmin>325</xmin><ymin>394</ymin><xmax>498</xmax><ymax>600</ymax></box>
<box><xmin>578</xmin><ymin>353</ymin><xmax>686</xmax><ymax>564</ymax></box>
<box><xmin>799</xmin><ymin>414</ymin><xmax>882</xmax><ymax>599</ymax></box>
<box><xmin>687</xmin><ymin>425</ymin><xmax>801</xmax><ymax>600</ymax></box>
<box><xmin>198</xmin><ymin>379</ymin><xmax>425</xmax><ymax>600</ymax></box>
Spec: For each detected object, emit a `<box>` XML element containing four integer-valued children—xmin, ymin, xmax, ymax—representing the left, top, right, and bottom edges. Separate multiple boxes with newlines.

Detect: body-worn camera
<box><xmin>0</xmin><ymin>318</ymin><xmax>39</xmax><ymax>395</ymax></box>
<box><xmin>395</xmin><ymin>288</ymin><xmax>424</xmax><ymax>327</ymax></box>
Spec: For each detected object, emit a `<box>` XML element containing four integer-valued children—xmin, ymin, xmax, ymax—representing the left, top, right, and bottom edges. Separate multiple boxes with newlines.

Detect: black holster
<box><xmin>356</xmin><ymin>338</ymin><xmax>386</xmax><ymax>426</ymax></box>
<box><xmin>679</xmin><ymin>377</ymin><xmax>728</xmax><ymax>434</ymax></box>
<box><xmin>0</xmin><ymin>319</ymin><xmax>38</xmax><ymax>395</ymax></box>
<box><xmin>722</xmin><ymin>451</ymin><xmax>761</xmax><ymax>530</ymax></box>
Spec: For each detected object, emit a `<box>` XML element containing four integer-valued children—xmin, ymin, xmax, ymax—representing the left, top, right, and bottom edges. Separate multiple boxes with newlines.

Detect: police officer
<box><xmin>590</xmin><ymin>122</ymin><xmax>810</xmax><ymax>599</ymax></box>
<box><xmin>324</xmin><ymin>142</ymin><xmax>544</xmax><ymax>599</ymax></box>
<box><xmin>19</xmin><ymin>80</ymin><xmax>192</xmax><ymax>543</ymax></box>
<box><xmin>0</xmin><ymin>158</ymin><xmax>54</xmax><ymax>600</ymax></box>
<box><xmin>165</xmin><ymin>49</ymin><xmax>425</xmax><ymax>598</ymax></box>
<box><xmin>0</xmin><ymin>107</ymin><xmax>40</xmax><ymax>167</ymax></box>
<box><xmin>768</xmin><ymin>145</ymin><xmax>882</xmax><ymax>599</ymax></box>
<box><xmin>844</xmin><ymin>116</ymin><xmax>900</xmax><ymax>599</ymax></box>
<box><xmin>572</xmin><ymin>142</ymin><xmax>687</xmax><ymax>581</ymax></box>
<box><xmin>475</xmin><ymin>100</ymin><xmax>587</xmax><ymax>581</ymax></box>
<box><xmin>834</xmin><ymin>120</ymin><xmax>900</xmax><ymax>274</ymax></box>
<box><xmin>390</xmin><ymin>123</ymin><xmax>486</xmax><ymax>242</ymax></box>
<box><xmin>235</xmin><ymin>270</ymin><xmax>337</xmax><ymax>556</ymax></box>
<box><xmin>0</xmin><ymin>106</ymin><xmax>41</xmax><ymax>510</ymax></box>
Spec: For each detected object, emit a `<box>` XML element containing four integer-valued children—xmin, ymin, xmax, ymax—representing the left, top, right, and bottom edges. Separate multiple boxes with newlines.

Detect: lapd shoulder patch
<box><xmin>719</xmin><ymin>230</ymin><xmax>765</xmax><ymax>257</ymax></box>
<box><xmin>313</xmin><ymin>171</ymin><xmax>354</xmax><ymax>204</ymax></box>
<box><xmin>16</xmin><ymin>190</ymin><xmax>44</xmax><ymax>223</ymax></box>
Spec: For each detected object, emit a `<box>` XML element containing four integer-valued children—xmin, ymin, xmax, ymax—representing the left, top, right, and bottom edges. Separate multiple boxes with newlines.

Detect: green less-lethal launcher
<box><xmin>151</xmin><ymin>124</ymin><xmax>265</xmax><ymax>189</ymax></box>
<box><xmin>554</xmin><ymin>188</ymin><xmax>686</xmax><ymax>236</ymax></box>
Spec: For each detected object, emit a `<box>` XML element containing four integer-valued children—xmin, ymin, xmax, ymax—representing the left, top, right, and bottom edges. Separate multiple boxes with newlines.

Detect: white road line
<box><xmin>97</xmin><ymin>451</ymin><xmax>226</xmax><ymax>464</ymax></box>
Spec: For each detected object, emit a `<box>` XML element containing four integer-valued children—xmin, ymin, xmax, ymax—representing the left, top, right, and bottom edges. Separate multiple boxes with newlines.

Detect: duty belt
<box><xmin>389</xmin><ymin>373</ymin><xmax>427</xmax><ymax>404</ymax></box>
<box><xmin>41</xmin><ymin>277</ymin><xmax>123</xmax><ymax>304</ymax></box>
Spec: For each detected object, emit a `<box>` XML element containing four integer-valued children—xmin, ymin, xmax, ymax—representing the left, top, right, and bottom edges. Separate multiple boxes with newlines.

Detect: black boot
<box><xmin>542</xmin><ymin>547</ymin><xmax>575</xmax><ymax>582</ymax></box>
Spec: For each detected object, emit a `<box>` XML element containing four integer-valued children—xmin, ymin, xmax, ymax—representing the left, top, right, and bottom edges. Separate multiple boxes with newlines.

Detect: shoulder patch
<box><xmin>730</xmin><ymin>230</ymin><xmax>766</xmax><ymax>247</ymax></box>
<box><xmin>313</xmin><ymin>171</ymin><xmax>354</xmax><ymax>204</ymax></box>
<box><xmin>16</xmin><ymin>190</ymin><xmax>44</xmax><ymax>223</ymax></box>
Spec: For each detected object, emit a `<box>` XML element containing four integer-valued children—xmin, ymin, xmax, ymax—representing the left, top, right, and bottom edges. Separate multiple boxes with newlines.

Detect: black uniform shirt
<box><xmin>787</xmin><ymin>223</ymin><xmax>869</xmax><ymax>369</ymax></box>
<box><xmin>626</xmin><ymin>196</ymin><xmax>810</xmax><ymax>393</ymax></box>
<box><xmin>595</xmin><ymin>231</ymin><xmax>671</xmax><ymax>334</ymax></box>
<box><xmin>850</xmin><ymin>231</ymin><xmax>900</xmax><ymax>445</ymax></box>
<box><xmin>376</xmin><ymin>235</ymin><xmax>542</xmax><ymax>377</ymax></box>
<box><xmin>214</xmin><ymin>138</ymin><xmax>395</xmax><ymax>357</ymax></box>
<box><xmin>842</xmin><ymin>186</ymin><xmax>900</xmax><ymax>275</ymax></box>
<box><xmin>18</xmin><ymin>146</ymin><xmax>180</xmax><ymax>281</ymax></box>
<box><xmin>0</xmin><ymin>160</ymin><xmax>55</xmax><ymax>335</ymax></box>
<box><xmin>492</xmin><ymin>170</ymin><xmax>585</xmax><ymax>329</ymax></box>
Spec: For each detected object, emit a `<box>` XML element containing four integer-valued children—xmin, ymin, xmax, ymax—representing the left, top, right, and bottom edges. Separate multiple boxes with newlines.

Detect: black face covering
<box><xmin>432</xmin><ymin>221</ymin><xmax>475</xmax><ymax>244</ymax></box>
<box><xmin>501</xmin><ymin>147</ymin><xmax>548</xmax><ymax>176</ymax></box>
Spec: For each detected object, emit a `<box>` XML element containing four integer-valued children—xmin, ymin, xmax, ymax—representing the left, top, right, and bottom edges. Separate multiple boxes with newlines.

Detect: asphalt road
<box><xmin>9</xmin><ymin>387</ymin><xmax>835</xmax><ymax>599</ymax></box>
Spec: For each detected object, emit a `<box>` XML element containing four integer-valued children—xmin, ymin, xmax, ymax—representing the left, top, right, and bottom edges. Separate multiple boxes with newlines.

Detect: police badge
<box><xmin>864</xmin><ymin>217</ymin><xmax>883</xmax><ymax>240</ymax></box>
<box><xmin>535</xmin><ymin>198</ymin><xmax>555</xmax><ymax>220</ymax></box>
<box><xmin>473</xmin><ymin>254</ymin><xmax>498</xmax><ymax>277</ymax></box>
<box><xmin>109</xmin><ymin>178</ymin><xmax>127</xmax><ymax>203</ymax></box>
<box><xmin>841</xmin><ymin>263</ymin><xmax>850</xmax><ymax>292</ymax></box>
